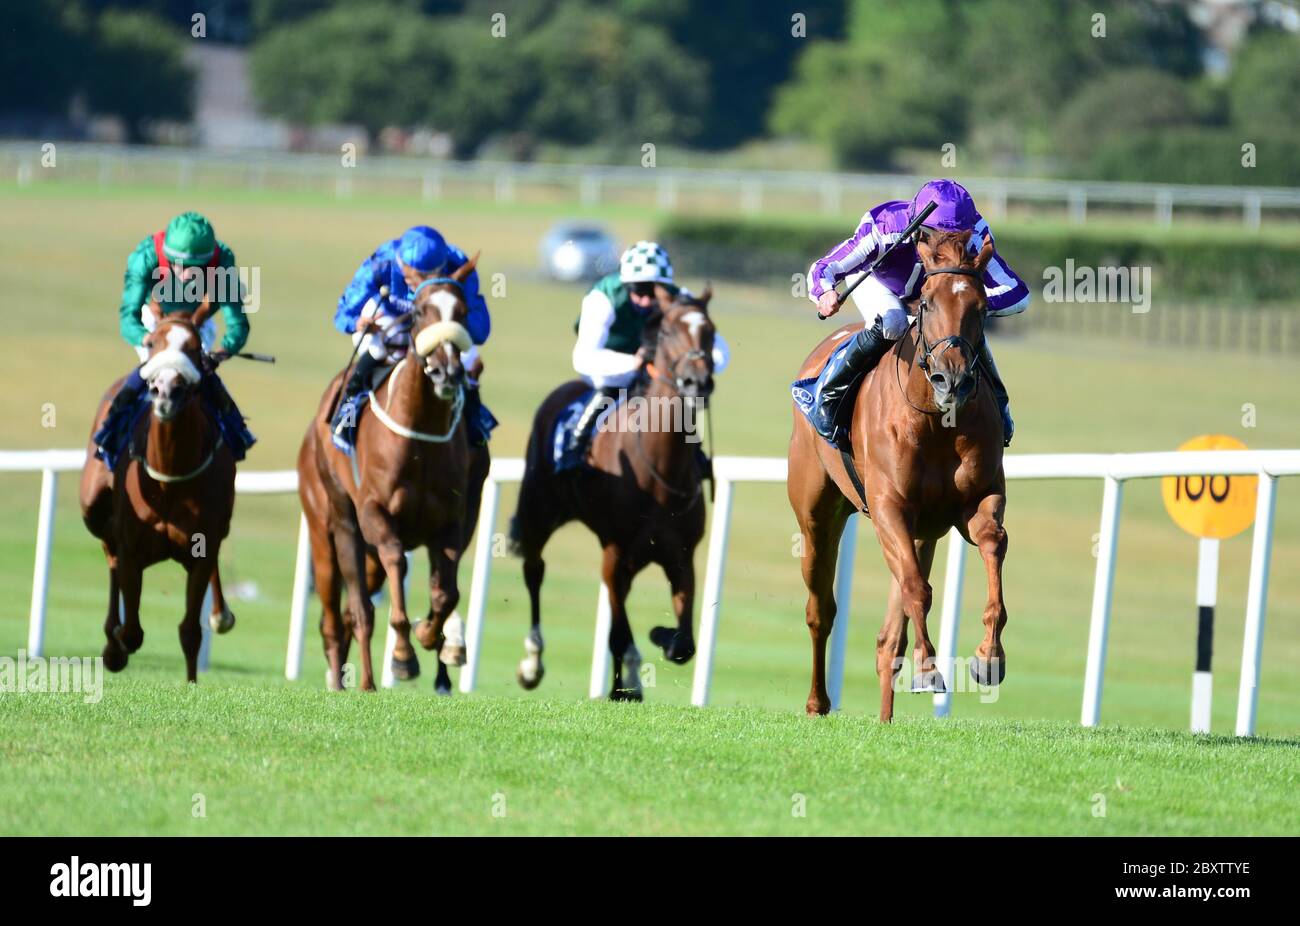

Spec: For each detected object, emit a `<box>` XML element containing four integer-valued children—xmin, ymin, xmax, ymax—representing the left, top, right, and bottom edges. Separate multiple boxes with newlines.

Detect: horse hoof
<box><xmin>439</xmin><ymin>644</ymin><xmax>466</xmax><ymax>667</ymax></box>
<box><xmin>805</xmin><ymin>699</ymin><xmax>831</xmax><ymax>716</ymax></box>
<box><xmin>911</xmin><ymin>671</ymin><xmax>947</xmax><ymax>693</ymax></box>
<box><xmin>650</xmin><ymin>626</ymin><xmax>695</xmax><ymax>664</ymax></box>
<box><xmin>390</xmin><ymin>652</ymin><xmax>420</xmax><ymax>681</ymax></box>
<box><xmin>609</xmin><ymin>686</ymin><xmax>643</xmax><ymax>703</ymax></box>
<box><xmin>434</xmin><ymin>678</ymin><xmax>452</xmax><ymax>696</ymax></box>
<box><xmin>102</xmin><ymin>643</ymin><xmax>128</xmax><ymax>673</ymax></box>
<box><xmin>969</xmin><ymin>657</ymin><xmax>1005</xmax><ymax>687</ymax></box>
<box><xmin>516</xmin><ymin>662</ymin><xmax>544</xmax><ymax>690</ymax></box>
<box><xmin>113</xmin><ymin>624</ymin><xmax>143</xmax><ymax>655</ymax></box>
<box><xmin>413</xmin><ymin>620</ymin><xmax>439</xmax><ymax>651</ymax></box>
<box><xmin>210</xmin><ymin>605</ymin><xmax>236</xmax><ymax>635</ymax></box>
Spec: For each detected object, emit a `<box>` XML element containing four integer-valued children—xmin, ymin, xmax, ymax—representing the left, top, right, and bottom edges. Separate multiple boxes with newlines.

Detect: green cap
<box><xmin>163</xmin><ymin>212</ymin><xmax>216</xmax><ymax>265</ymax></box>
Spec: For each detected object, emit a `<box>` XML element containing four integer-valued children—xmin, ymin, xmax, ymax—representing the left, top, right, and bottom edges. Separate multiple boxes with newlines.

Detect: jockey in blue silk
<box><xmin>330</xmin><ymin>225</ymin><xmax>496</xmax><ymax>451</ymax></box>
<box><xmin>802</xmin><ymin>179</ymin><xmax>1029</xmax><ymax>447</ymax></box>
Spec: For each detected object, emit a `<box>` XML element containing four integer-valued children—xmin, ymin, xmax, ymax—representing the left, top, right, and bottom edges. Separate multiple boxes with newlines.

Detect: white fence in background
<box><xmin>5</xmin><ymin>141</ymin><xmax>1300</xmax><ymax>228</ymax></box>
<box><xmin>3</xmin><ymin>448</ymin><xmax>1296</xmax><ymax>736</ymax></box>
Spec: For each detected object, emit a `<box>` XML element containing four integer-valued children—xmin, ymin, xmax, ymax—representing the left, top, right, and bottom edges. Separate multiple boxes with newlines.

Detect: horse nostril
<box><xmin>929</xmin><ymin>372</ymin><xmax>950</xmax><ymax>391</ymax></box>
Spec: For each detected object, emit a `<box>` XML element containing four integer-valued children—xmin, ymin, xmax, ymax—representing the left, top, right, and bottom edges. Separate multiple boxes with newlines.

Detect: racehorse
<box><xmin>788</xmin><ymin>231</ymin><xmax>1009</xmax><ymax>721</ymax></box>
<box><xmin>510</xmin><ymin>287</ymin><xmax>718</xmax><ymax>700</ymax></box>
<box><xmin>298</xmin><ymin>257</ymin><xmax>488</xmax><ymax>693</ymax></box>
<box><xmin>80</xmin><ymin>302</ymin><xmax>237</xmax><ymax>681</ymax></box>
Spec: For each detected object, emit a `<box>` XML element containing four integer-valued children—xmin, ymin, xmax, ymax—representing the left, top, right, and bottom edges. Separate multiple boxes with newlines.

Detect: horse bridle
<box><xmin>915</xmin><ymin>266</ymin><xmax>986</xmax><ymax>379</ymax></box>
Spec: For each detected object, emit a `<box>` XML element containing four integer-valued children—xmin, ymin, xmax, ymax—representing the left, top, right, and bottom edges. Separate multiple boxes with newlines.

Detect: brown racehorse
<box><xmin>510</xmin><ymin>287</ymin><xmax>718</xmax><ymax>700</ymax></box>
<box><xmin>80</xmin><ymin>303</ymin><xmax>237</xmax><ymax>681</ymax></box>
<box><xmin>298</xmin><ymin>258</ymin><xmax>488</xmax><ymax>693</ymax></box>
<box><xmin>788</xmin><ymin>231</ymin><xmax>1008</xmax><ymax>721</ymax></box>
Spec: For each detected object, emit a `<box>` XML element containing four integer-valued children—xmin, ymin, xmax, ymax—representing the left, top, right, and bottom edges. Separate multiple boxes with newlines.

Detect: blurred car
<box><xmin>539</xmin><ymin>222</ymin><xmax>620</xmax><ymax>282</ymax></box>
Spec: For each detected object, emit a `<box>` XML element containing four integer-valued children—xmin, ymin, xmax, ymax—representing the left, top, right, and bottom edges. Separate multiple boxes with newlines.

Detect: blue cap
<box><xmin>397</xmin><ymin>226</ymin><xmax>448</xmax><ymax>272</ymax></box>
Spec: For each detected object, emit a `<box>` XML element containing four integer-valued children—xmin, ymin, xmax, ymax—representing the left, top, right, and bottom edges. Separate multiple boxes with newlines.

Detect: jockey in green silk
<box><xmin>93</xmin><ymin>212</ymin><xmax>256</xmax><ymax>466</ymax></box>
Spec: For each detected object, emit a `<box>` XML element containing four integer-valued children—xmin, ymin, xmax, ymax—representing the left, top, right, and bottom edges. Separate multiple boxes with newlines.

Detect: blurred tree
<box><xmin>250</xmin><ymin>4</ymin><xmax>455</xmax><ymax>139</ymax></box>
<box><xmin>1052</xmin><ymin>68</ymin><xmax>1197</xmax><ymax>163</ymax></box>
<box><xmin>86</xmin><ymin>8</ymin><xmax>196</xmax><ymax>141</ymax></box>
<box><xmin>1228</xmin><ymin>31</ymin><xmax>1300</xmax><ymax>136</ymax></box>
<box><xmin>769</xmin><ymin>0</ymin><xmax>964</xmax><ymax>169</ymax></box>
<box><xmin>0</xmin><ymin>0</ymin><xmax>89</xmax><ymax>116</ymax></box>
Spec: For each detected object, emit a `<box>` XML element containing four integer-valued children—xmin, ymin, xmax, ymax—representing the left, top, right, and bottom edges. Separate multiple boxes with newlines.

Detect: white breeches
<box><xmin>847</xmin><ymin>273</ymin><xmax>913</xmax><ymax>341</ymax></box>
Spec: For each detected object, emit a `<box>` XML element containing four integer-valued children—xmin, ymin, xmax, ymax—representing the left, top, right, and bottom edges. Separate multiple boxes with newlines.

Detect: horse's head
<box><xmin>914</xmin><ymin>230</ymin><xmax>994</xmax><ymax>411</ymax></box>
<box><xmin>139</xmin><ymin>300</ymin><xmax>212</xmax><ymax>422</ymax></box>
<box><xmin>650</xmin><ymin>286</ymin><xmax>717</xmax><ymax>402</ymax></box>
<box><xmin>410</xmin><ymin>253</ymin><xmax>478</xmax><ymax>400</ymax></box>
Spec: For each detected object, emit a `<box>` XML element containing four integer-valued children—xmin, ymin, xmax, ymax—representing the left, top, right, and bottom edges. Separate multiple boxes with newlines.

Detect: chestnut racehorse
<box><xmin>298</xmin><ymin>257</ymin><xmax>488</xmax><ymax>693</ymax></box>
<box><xmin>509</xmin><ymin>287</ymin><xmax>718</xmax><ymax>700</ymax></box>
<box><xmin>80</xmin><ymin>302</ymin><xmax>237</xmax><ymax>681</ymax></box>
<box><xmin>788</xmin><ymin>231</ymin><xmax>1009</xmax><ymax>721</ymax></box>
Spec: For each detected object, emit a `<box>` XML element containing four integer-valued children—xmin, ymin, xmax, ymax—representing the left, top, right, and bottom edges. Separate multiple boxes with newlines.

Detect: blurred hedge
<box><xmin>658</xmin><ymin>218</ymin><xmax>1300</xmax><ymax>303</ymax></box>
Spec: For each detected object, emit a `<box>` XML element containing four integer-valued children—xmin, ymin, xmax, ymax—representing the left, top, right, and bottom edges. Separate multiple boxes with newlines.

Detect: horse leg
<box><xmin>514</xmin><ymin>499</ymin><xmax>558</xmax><ymax>691</ymax></box>
<box><xmin>420</xmin><ymin>527</ymin><xmax>462</xmax><ymax>696</ymax></box>
<box><xmin>908</xmin><ymin>539</ymin><xmax>944</xmax><ymax>693</ymax></box>
<box><xmin>965</xmin><ymin>492</ymin><xmax>1009</xmax><ymax>686</ymax></box>
<box><xmin>650</xmin><ymin>553</ymin><xmax>696</xmax><ymax>665</ymax></box>
<box><xmin>332</xmin><ymin>518</ymin><xmax>376</xmax><ymax>691</ymax></box>
<box><xmin>180</xmin><ymin>557</ymin><xmax>214</xmax><ymax>683</ymax></box>
<box><xmin>870</xmin><ymin>501</ymin><xmax>930</xmax><ymax>722</ymax></box>
<box><xmin>114</xmin><ymin>555</ymin><xmax>146</xmax><ymax>657</ymax></box>
<box><xmin>791</xmin><ymin>475</ymin><xmax>850</xmax><ymax>716</ymax></box>
<box><xmin>603</xmin><ymin>545</ymin><xmax>642</xmax><ymax>702</ymax></box>
<box><xmin>207</xmin><ymin>564</ymin><xmax>236</xmax><ymax>634</ymax></box>
<box><xmin>358</xmin><ymin>501</ymin><xmax>416</xmax><ymax>687</ymax></box>
<box><xmin>98</xmin><ymin>541</ymin><xmax>128</xmax><ymax>672</ymax></box>
<box><xmin>310</xmin><ymin>521</ymin><xmax>349</xmax><ymax>690</ymax></box>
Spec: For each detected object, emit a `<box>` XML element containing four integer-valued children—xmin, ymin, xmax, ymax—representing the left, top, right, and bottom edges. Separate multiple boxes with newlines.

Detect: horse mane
<box><xmin>919</xmin><ymin>230</ymin><xmax>974</xmax><ymax>268</ymax></box>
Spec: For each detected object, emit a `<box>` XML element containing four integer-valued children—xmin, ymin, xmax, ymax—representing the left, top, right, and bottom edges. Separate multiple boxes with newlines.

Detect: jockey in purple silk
<box><xmin>802</xmin><ymin>179</ymin><xmax>1029</xmax><ymax>446</ymax></box>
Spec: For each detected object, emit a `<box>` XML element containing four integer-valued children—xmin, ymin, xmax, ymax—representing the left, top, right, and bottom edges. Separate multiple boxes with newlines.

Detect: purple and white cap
<box><xmin>909</xmin><ymin>179</ymin><xmax>978</xmax><ymax>232</ymax></box>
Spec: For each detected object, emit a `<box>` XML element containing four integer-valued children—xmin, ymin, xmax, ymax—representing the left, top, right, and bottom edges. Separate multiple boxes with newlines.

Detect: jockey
<box><xmin>93</xmin><ymin>211</ymin><xmax>256</xmax><ymax>466</ymax></box>
<box><xmin>805</xmin><ymin>178</ymin><xmax>1029</xmax><ymax>446</ymax></box>
<box><xmin>569</xmin><ymin>240</ymin><xmax>730</xmax><ymax>463</ymax></box>
<box><xmin>331</xmin><ymin>225</ymin><xmax>495</xmax><ymax>452</ymax></box>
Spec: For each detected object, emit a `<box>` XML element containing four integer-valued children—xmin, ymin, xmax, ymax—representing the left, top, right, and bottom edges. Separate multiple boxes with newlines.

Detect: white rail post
<box><xmin>690</xmin><ymin>476</ymin><xmax>734</xmax><ymax>706</ymax></box>
<box><xmin>197</xmin><ymin>584</ymin><xmax>213</xmax><ymax>672</ymax></box>
<box><xmin>1190</xmin><ymin>537</ymin><xmax>1219</xmax><ymax>734</ymax></box>
<box><xmin>826</xmin><ymin>514</ymin><xmax>858</xmax><ymax>711</ymax></box>
<box><xmin>1235</xmin><ymin>473</ymin><xmax>1278</xmax><ymax>737</ymax></box>
<box><xmin>589</xmin><ymin>584</ymin><xmax>613</xmax><ymax>698</ymax></box>
<box><xmin>285</xmin><ymin>514</ymin><xmax>311</xmax><ymax>681</ymax></box>
<box><xmin>27</xmin><ymin>468</ymin><xmax>58</xmax><ymax>658</ymax></box>
<box><xmin>933</xmin><ymin>527</ymin><xmax>967</xmax><ymax>718</ymax></box>
<box><xmin>1081</xmin><ymin>476</ymin><xmax>1123</xmax><ymax>727</ymax></box>
<box><xmin>459</xmin><ymin>477</ymin><xmax>501</xmax><ymax>693</ymax></box>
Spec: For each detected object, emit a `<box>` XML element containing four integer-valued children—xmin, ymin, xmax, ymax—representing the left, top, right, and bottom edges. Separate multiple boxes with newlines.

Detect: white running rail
<box><xmin>4</xmin><ymin>448</ymin><xmax>1296</xmax><ymax>736</ymax></box>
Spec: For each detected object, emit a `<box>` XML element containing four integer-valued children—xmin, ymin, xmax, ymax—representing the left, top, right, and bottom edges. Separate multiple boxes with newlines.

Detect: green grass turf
<box><xmin>0</xmin><ymin>183</ymin><xmax>1297</xmax><ymax>835</ymax></box>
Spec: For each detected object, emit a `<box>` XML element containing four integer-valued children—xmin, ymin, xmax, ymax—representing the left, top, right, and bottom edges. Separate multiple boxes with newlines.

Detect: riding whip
<box><xmin>818</xmin><ymin>200</ymin><xmax>938</xmax><ymax>320</ymax></box>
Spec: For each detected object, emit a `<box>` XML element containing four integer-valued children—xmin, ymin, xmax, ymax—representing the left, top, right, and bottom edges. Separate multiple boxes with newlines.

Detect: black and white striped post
<box><xmin>1191</xmin><ymin>537</ymin><xmax>1219</xmax><ymax>734</ymax></box>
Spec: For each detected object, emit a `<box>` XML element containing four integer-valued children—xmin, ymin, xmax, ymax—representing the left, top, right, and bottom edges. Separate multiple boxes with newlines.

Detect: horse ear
<box><xmin>452</xmin><ymin>251</ymin><xmax>480</xmax><ymax>283</ymax></box>
<box><xmin>974</xmin><ymin>236</ymin><xmax>995</xmax><ymax>272</ymax></box>
<box><xmin>191</xmin><ymin>296</ymin><xmax>215</xmax><ymax>328</ymax></box>
<box><xmin>916</xmin><ymin>238</ymin><xmax>935</xmax><ymax>267</ymax></box>
<box><xmin>698</xmin><ymin>283</ymin><xmax>713</xmax><ymax>308</ymax></box>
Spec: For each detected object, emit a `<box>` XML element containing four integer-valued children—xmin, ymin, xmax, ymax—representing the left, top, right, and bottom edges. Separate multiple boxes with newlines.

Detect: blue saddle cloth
<box><xmin>550</xmin><ymin>388</ymin><xmax>628</xmax><ymax>473</ymax></box>
<box><xmin>95</xmin><ymin>392</ymin><xmax>255</xmax><ymax>471</ymax></box>
<box><xmin>790</xmin><ymin>336</ymin><xmax>858</xmax><ymax>445</ymax></box>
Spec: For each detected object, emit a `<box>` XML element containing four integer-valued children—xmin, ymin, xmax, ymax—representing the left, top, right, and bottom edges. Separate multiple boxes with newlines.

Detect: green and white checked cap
<box><xmin>619</xmin><ymin>240</ymin><xmax>673</xmax><ymax>285</ymax></box>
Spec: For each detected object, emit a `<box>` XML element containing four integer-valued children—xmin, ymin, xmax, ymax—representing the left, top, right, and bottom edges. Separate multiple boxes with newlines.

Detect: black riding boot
<box><xmin>201</xmin><ymin>372</ymin><xmax>257</xmax><ymax>461</ymax></box>
<box><xmin>976</xmin><ymin>339</ymin><xmax>1014</xmax><ymax>447</ymax></box>
<box><xmin>331</xmin><ymin>353</ymin><xmax>380</xmax><ymax>451</ymax></box>
<box><xmin>808</xmin><ymin>318</ymin><xmax>895</xmax><ymax>444</ymax></box>
<box><xmin>567</xmin><ymin>386</ymin><xmax>617</xmax><ymax>458</ymax></box>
